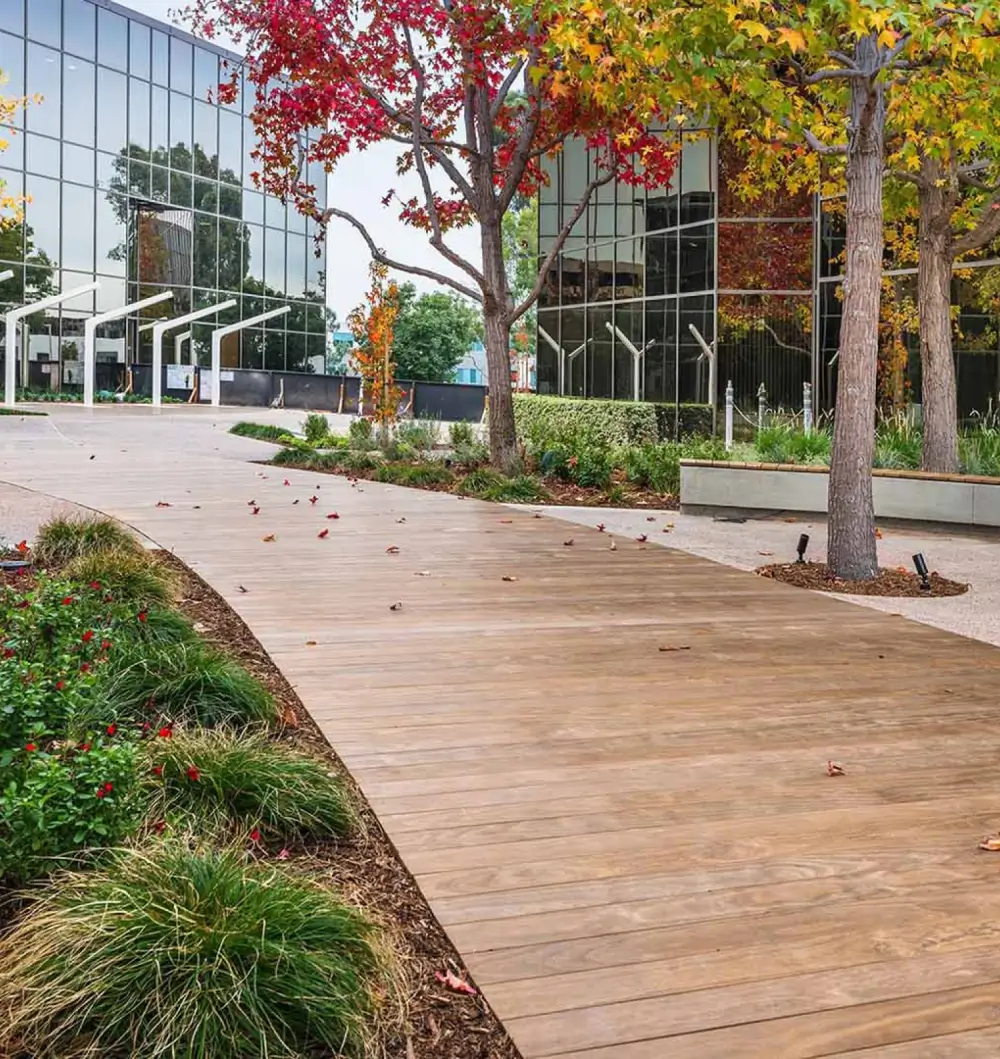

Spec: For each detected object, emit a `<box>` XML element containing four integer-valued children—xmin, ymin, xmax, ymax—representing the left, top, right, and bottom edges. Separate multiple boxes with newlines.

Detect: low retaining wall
<box><xmin>680</xmin><ymin>460</ymin><xmax>1000</xmax><ymax>528</ymax></box>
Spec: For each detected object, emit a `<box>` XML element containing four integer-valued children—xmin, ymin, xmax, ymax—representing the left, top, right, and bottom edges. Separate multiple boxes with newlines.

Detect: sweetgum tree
<box><xmin>186</xmin><ymin>0</ymin><xmax>677</xmax><ymax>471</ymax></box>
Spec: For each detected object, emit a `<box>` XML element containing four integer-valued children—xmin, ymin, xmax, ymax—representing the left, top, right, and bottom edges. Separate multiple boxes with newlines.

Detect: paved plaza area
<box><xmin>5</xmin><ymin>404</ymin><xmax>1000</xmax><ymax>1057</ymax></box>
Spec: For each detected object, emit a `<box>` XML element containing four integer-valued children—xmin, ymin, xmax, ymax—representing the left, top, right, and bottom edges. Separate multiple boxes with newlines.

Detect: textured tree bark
<box><xmin>917</xmin><ymin>155</ymin><xmax>960</xmax><ymax>473</ymax></box>
<box><xmin>480</xmin><ymin>218</ymin><xmax>520</xmax><ymax>473</ymax></box>
<box><xmin>827</xmin><ymin>37</ymin><xmax>883</xmax><ymax>580</ymax></box>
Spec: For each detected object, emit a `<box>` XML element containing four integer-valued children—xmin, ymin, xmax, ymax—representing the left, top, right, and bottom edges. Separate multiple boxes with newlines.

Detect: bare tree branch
<box><xmin>508</xmin><ymin>170</ymin><xmax>614</xmax><ymax>324</ymax></box>
<box><xmin>889</xmin><ymin>167</ymin><xmax>923</xmax><ymax>187</ymax></box>
<box><xmin>803</xmin><ymin>67</ymin><xmax>870</xmax><ymax>84</ymax></box>
<box><xmin>320</xmin><ymin>205</ymin><xmax>484</xmax><ymax>302</ymax></box>
<box><xmin>497</xmin><ymin>44</ymin><xmax>544</xmax><ymax>216</ymax></box>
<box><xmin>490</xmin><ymin>58</ymin><xmax>526</xmax><ymax>122</ymax></box>
<box><xmin>954</xmin><ymin>191</ymin><xmax>1000</xmax><ymax>254</ymax></box>
<box><xmin>803</xmin><ymin>128</ymin><xmax>848</xmax><ymax>155</ymax></box>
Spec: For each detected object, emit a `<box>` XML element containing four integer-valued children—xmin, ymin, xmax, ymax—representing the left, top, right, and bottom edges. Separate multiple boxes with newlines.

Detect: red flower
<box><xmin>101</xmin><ymin>640</ymin><xmax>112</xmax><ymax>651</ymax></box>
<box><xmin>137</xmin><ymin>611</ymin><xmax>148</xmax><ymax>623</ymax></box>
<box><xmin>141</xmin><ymin>721</ymin><xmax>151</xmax><ymax>732</ymax></box>
<box><xmin>152</xmin><ymin>819</ymin><xmax>166</xmax><ymax>834</ymax></box>
<box><xmin>2</xmin><ymin>648</ymin><xmax>13</xmax><ymax>658</ymax></box>
<box><xmin>62</xmin><ymin>596</ymin><xmax>74</xmax><ymax>606</ymax></box>
<box><xmin>158</xmin><ymin>727</ymin><xmax>172</xmax><ymax>739</ymax></box>
<box><xmin>55</xmin><ymin>680</ymin><xmax>65</xmax><ymax>691</ymax></box>
<box><xmin>106</xmin><ymin>723</ymin><xmax>117</xmax><ymax>736</ymax></box>
<box><xmin>82</xmin><ymin>630</ymin><xmax>95</xmax><ymax>643</ymax></box>
<box><xmin>186</xmin><ymin>766</ymin><xmax>200</xmax><ymax>782</ymax></box>
<box><xmin>250</xmin><ymin>828</ymin><xmax>261</xmax><ymax>842</ymax></box>
<box><xmin>95</xmin><ymin>787</ymin><xmax>106</xmax><ymax>799</ymax></box>
<box><xmin>79</xmin><ymin>743</ymin><xmax>91</xmax><ymax>752</ymax></box>
<box><xmin>88</xmin><ymin>580</ymin><xmax>101</xmax><ymax>590</ymax></box>
<box><xmin>151</xmin><ymin>765</ymin><xmax>163</xmax><ymax>777</ymax></box>
<box><xmin>104</xmin><ymin>782</ymin><xmax>113</xmax><ymax>792</ymax></box>
<box><xmin>80</xmin><ymin>663</ymin><xmax>91</xmax><ymax>674</ymax></box>
<box><xmin>24</xmin><ymin>742</ymin><xmax>36</xmax><ymax>752</ymax></box>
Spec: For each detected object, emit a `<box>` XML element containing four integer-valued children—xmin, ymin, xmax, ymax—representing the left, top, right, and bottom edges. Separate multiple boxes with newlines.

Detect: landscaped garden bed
<box><xmin>0</xmin><ymin>516</ymin><xmax>519</xmax><ymax>1059</ymax></box>
<box><xmin>757</xmin><ymin>561</ymin><xmax>969</xmax><ymax>597</ymax></box>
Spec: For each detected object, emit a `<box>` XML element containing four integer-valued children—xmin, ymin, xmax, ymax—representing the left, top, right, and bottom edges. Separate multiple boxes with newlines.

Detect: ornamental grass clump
<box><xmin>63</xmin><ymin>547</ymin><xmax>177</xmax><ymax>609</ymax></box>
<box><xmin>144</xmin><ymin>728</ymin><xmax>355</xmax><ymax>841</ymax></box>
<box><xmin>102</xmin><ymin>640</ymin><xmax>277</xmax><ymax>728</ymax></box>
<box><xmin>0</xmin><ymin>845</ymin><xmax>386</xmax><ymax>1059</ymax></box>
<box><xmin>32</xmin><ymin>516</ymin><xmax>143</xmax><ymax>566</ymax></box>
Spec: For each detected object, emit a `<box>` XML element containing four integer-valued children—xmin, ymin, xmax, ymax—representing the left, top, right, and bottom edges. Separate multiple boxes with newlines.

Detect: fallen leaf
<box><xmin>305</xmin><ymin>640</ymin><xmax>317</xmax><ymax>646</ymax></box>
<box><xmin>414</xmin><ymin>571</ymin><xmax>431</xmax><ymax>577</ymax></box>
<box><xmin>979</xmin><ymin>835</ymin><xmax>1000</xmax><ymax>852</ymax></box>
<box><xmin>563</xmin><ymin>539</ymin><xmax>574</xmax><ymax>547</ymax></box>
<box><xmin>15</xmin><ymin>540</ymin><xmax>29</xmax><ymax>554</ymax></box>
<box><xmin>783</xmin><ymin>517</ymin><xmax>798</xmax><ymax>524</ymax></box>
<box><xmin>758</xmin><ymin>551</ymin><xmax>774</xmax><ymax>556</ymax></box>
<box><xmin>327</xmin><ymin>513</ymin><xmax>340</xmax><ymax>520</ymax></box>
<box><xmin>646</xmin><ymin>516</ymin><xmax>655</xmax><ymax>522</ymax></box>
<box><xmin>283</xmin><ymin>479</ymin><xmax>290</xmax><ymax>486</ymax></box>
<box><xmin>89</xmin><ymin>454</ymin><xmax>95</xmax><ymax>460</ymax></box>
<box><xmin>502</xmin><ymin>575</ymin><xmax>518</xmax><ymax>582</ymax></box>
<box><xmin>390</xmin><ymin>602</ymin><xmax>403</xmax><ymax>611</ymax></box>
<box><xmin>193</xmin><ymin>505</ymin><xmax>201</xmax><ymax>509</ymax></box>
<box><xmin>665</xmin><ymin>522</ymin><xmax>674</xmax><ymax>529</ymax></box>
<box><xmin>658</xmin><ymin>645</ymin><xmax>691</xmax><ymax>652</ymax></box>
<box><xmin>318</xmin><ymin>529</ymin><xmax>329</xmax><ymax>539</ymax></box>
<box><xmin>662</xmin><ymin>527</ymin><xmax>671</xmax><ymax>533</ymax></box>
<box><xmin>637</xmin><ymin>534</ymin><xmax>648</xmax><ymax>543</ymax></box>
<box><xmin>156</xmin><ymin>501</ymin><xmax>171</xmax><ymax>508</ymax></box>
<box><xmin>597</xmin><ymin>523</ymin><xmax>606</xmax><ymax>532</ymax></box>
<box><xmin>875</xmin><ymin>527</ymin><xmax>883</xmax><ymax>539</ymax></box>
<box><xmin>276</xmin><ymin>847</ymin><xmax>291</xmax><ymax>860</ymax></box>
<box><xmin>309</xmin><ymin>496</ymin><xmax>318</xmax><ymax>505</ymax></box>
<box><xmin>280</xmin><ymin>705</ymin><xmax>299</xmax><ymax>728</ymax></box>
<box><xmin>396</xmin><ymin>517</ymin><xmax>407</xmax><ymax>523</ymax></box>
<box><xmin>500</xmin><ymin>519</ymin><xmax>513</xmax><ymax>524</ymax></box>
<box><xmin>434</xmin><ymin>970</ymin><xmax>476</xmax><ymax>996</ymax></box>
<box><xmin>261</xmin><ymin>534</ymin><xmax>276</xmax><ymax>542</ymax></box>
<box><xmin>238</xmin><ymin>585</ymin><xmax>248</xmax><ymax>594</ymax></box>
<box><xmin>247</xmin><ymin>499</ymin><xmax>256</xmax><ymax>506</ymax></box>
<box><xmin>292</xmin><ymin>499</ymin><xmax>300</xmax><ymax>505</ymax></box>
<box><xmin>827</xmin><ymin>760</ymin><xmax>845</xmax><ymax>777</ymax></box>
<box><xmin>386</xmin><ymin>545</ymin><xmax>400</xmax><ymax>554</ymax></box>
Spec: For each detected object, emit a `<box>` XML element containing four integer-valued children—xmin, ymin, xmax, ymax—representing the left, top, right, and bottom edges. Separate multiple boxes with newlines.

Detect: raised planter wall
<box><xmin>680</xmin><ymin>460</ymin><xmax>1000</xmax><ymax>529</ymax></box>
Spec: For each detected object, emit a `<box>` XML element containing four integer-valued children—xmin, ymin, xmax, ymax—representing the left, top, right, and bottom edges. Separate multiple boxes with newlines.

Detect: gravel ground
<box><xmin>527</xmin><ymin>504</ymin><xmax>1000</xmax><ymax>648</ymax></box>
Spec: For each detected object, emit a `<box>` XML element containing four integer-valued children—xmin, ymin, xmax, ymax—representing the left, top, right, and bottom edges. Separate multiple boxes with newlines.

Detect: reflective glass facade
<box><xmin>0</xmin><ymin>0</ymin><xmax>327</xmax><ymax>393</ymax></box>
<box><xmin>540</xmin><ymin>134</ymin><xmax>1000</xmax><ymax>419</ymax></box>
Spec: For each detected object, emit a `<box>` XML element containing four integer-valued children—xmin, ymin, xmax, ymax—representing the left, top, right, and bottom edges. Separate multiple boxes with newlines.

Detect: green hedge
<box><xmin>514</xmin><ymin>394</ymin><xmax>713</xmax><ymax>446</ymax></box>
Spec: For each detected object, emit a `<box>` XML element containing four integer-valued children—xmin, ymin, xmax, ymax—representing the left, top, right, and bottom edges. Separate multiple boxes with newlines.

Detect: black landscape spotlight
<box><xmin>913</xmin><ymin>552</ymin><xmax>931</xmax><ymax>592</ymax></box>
<box><xmin>796</xmin><ymin>533</ymin><xmax>810</xmax><ymax>563</ymax></box>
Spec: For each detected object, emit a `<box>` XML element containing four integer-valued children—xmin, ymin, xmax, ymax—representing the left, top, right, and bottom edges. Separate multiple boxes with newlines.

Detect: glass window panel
<box><xmin>613</xmin><ymin>303</ymin><xmax>642</xmax><ymax>400</ymax></box>
<box><xmin>96</xmin><ymin>187</ymin><xmax>125</xmax><ymax>275</ymax></box>
<box><xmin>1</xmin><ymin>126</ymin><xmax>24</xmax><ymax>169</ymax></box>
<box><xmin>95</xmin><ymin>276</ymin><xmax>125</xmax><ymax>313</ymax></box>
<box><xmin>218</xmin><ymin>109</ymin><xmax>241</xmax><ymax>185</ymax></box>
<box><xmin>245</xmin><ymin>222</ymin><xmax>263</xmax><ymax>284</ymax></box>
<box><xmin>718</xmin><ymin>221</ymin><xmax>812</xmax><ymax>292</ymax></box>
<box><xmin>561</xmin><ymin>306</ymin><xmax>585</xmax><ymax>396</ymax></box>
<box><xmin>136</xmin><ymin>206</ymin><xmax>192</xmax><ymax>287</ymax></box>
<box><xmin>96</xmin><ymin>151</ymin><xmax>117</xmax><ymax>189</ymax></box>
<box><xmin>645</xmin><ymin>230</ymin><xmax>677</xmax><ymax>297</ymax></box>
<box><xmin>194</xmin><ymin>47</ymin><xmax>217</xmax><ymax>102</ymax></box>
<box><xmin>591</xmin><ymin>203</ymin><xmax>614</xmax><ymax>241</ymax></box>
<box><xmin>678</xmin><ymin>294</ymin><xmax>713</xmax><ymax>402</ymax></box>
<box><xmin>587</xmin><ymin>304</ymin><xmax>612</xmax><ymax>397</ymax></box>
<box><xmin>679</xmin><ymin>133</ymin><xmax>715</xmax><ymax>225</ymax></box>
<box><xmin>217</xmin><ymin>183</ymin><xmax>241</xmax><ymax>219</ymax></box>
<box><xmin>561</xmin><ymin>138</ymin><xmax>588</xmax><ymax>238</ymax></box>
<box><xmin>242</xmin><ymin>293</ymin><xmax>263</xmax><ymax>319</ymax></box>
<box><xmin>264</xmin><ymin>329</ymin><xmax>285</xmax><ymax>371</ymax></box>
<box><xmin>128</xmin><ymin>157</ymin><xmax>150</xmax><ymax>197</ymax></box>
<box><xmin>96</xmin><ymin>66</ymin><xmax>127</xmax><ymax>154</ymax></box>
<box><xmin>240</xmin><ymin>327</ymin><xmax>263</xmax><ymax>369</ymax></box>
<box><xmin>265</xmin><ymin>194</ymin><xmax>285</xmax><ymax>229</ymax></box>
<box><xmin>193</xmin><ymin>215</ymin><xmax>217</xmax><ymax>288</ymax></box>
<box><xmin>128</xmin><ymin>77</ymin><xmax>150</xmax><ymax>151</ymax></box>
<box><xmin>24</xmin><ymin>174</ymin><xmax>60</xmax><ymax>268</ymax></box>
<box><xmin>61</xmin><ymin>182</ymin><xmax>94</xmax><ymax>271</ymax></box>
<box><xmin>64</xmin><ymin>0</ymin><xmax>95</xmax><ymax>60</ymax></box>
<box><xmin>169</xmin><ymin>170</ymin><xmax>192</xmax><ymax>207</ymax></box>
<box><xmin>169</xmin><ymin>91</ymin><xmax>191</xmax><ymax>169</ymax></box>
<box><xmin>243</xmin><ymin>117</ymin><xmax>257</xmax><ymax>187</ymax></box>
<box><xmin>130</xmin><ymin>20</ymin><xmax>150</xmax><ymax>79</ymax></box>
<box><xmin>0</xmin><ymin>1</ymin><xmax>24</xmax><ymax>37</ymax></box>
<box><xmin>265</xmin><ymin>229</ymin><xmax>284</xmax><ymax>292</ymax></box>
<box><xmin>217</xmin><ymin>218</ymin><xmax>244</xmax><ymax>291</ymax></box>
<box><xmin>27</xmin><ymin>0</ymin><xmax>60</xmax><ymax>49</ymax></box>
<box><xmin>718</xmin><ymin>135</ymin><xmax>811</xmax><ymax>219</ymax></box>
<box><xmin>287</xmin><ymin>202</ymin><xmax>306</xmax><ymax>234</ymax></box>
<box><xmin>26</xmin><ymin>132</ymin><xmax>59</xmax><ymax>177</ymax></box>
<box><xmin>27</xmin><ymin>45</ymin><xmax>61</xmax><ymax>138</ymax></box>
<box><xmin>194</xmin><ymin>177</ymin><xmax>217</xmax><ymax>213</ymax></box>
<box><xmin>538</xmin><ymin>248</ymin><xmax>557</xmax><ymax>312</ymax></box>
<box><xmin>63</xmin><ymin>142</ymin><xmax>94</xmax><ymax>185</ymax></box>
<box><xmin>193</xmin><ymin>101</ymin><xmax>217</xmax><ymax>176</ymax></box>
<box><xmin>170</xmin><ymin>38</ymin><xmax>192</xmax><ymax>96</ymax></box>
<box><xmin>286</xmin><ymin>233</ymin><xmax>306</xmax><ymax>299</ymax></box>
<box><xmin>286</xmin><ymin>330</ymin><xmax>309</xmax><ymax>372</ymax></box>
<box><xmin>243</xmin><ymin>190</ymin><xmax>263</xmax><ymax>225</ymax></box>
<box><xmin>678</xmin><ymin>223</ymin><xmax>714</xmax><ymax>293</ymax></box>
<box><xmin>588</xmin><ymin>241</ymin><xmax>614</xmax><ymax>302</ymax></box>
<box><xmin>305</xmin><ymin>302</ymin><xmax>324</xmax><ymax>334</ymax></box>
<box><xmin>151</xmin><ymin>85</ymin><xmax>168</xmax><ymax>157</ymax></box>
<box><xmin>560</xmin><ymin>239</ymin><xmax>585</xmax><ymax>306</ymax></box>
<box><xmin>63</xmin><ymin>55</ymin><xmax>95</xmax><ymax>147</ymax></box>
<box><xmin>151</xmin><ymin>30</ymin><xmax>168</xmax><ymax>86</ymax></box>
<box><xmin>820</xmin><ymin>207</ymin><xmax>845</xmax><ymax>279</ymax></box>
<box><xmin>306</xmin><ymin>242</ymin><xmax>322</xmax><ymax>295</ymax></box>
<box><xmin>1</xmin><ymin>32</ymin><xmax>25</xmax><ymax>103</ymax></box>
<box><xmin>97</xmin><ymin>8</ymin><xmax>127</xmax><ymax>71</ymax></box>
<box><xmin>614</xmin><ymin>238</ymin><xmax>643</xmax><ymax>300</ymax></box>
<box><xmin>643</xmin><ymin>297</ymin><xmax>676</xmax><ymax>404</ymax></box>
<box><xmin>0</xmin><ymin>169</ymin><xmax>24</xmax><ymax>260</ymax></box>
<box><xmin>539</xmin><ymin>155</ymin><xmax>558</xmax><ymax>204</ymax></box>
<box><xmin>539</xmin><ymin>205</ymin><xmax>559</xmax><ymax>237</ymax></box>
<box><xmin>149</xmin><ymin>164</ymin><xmax>170</xmax><ymax>202</ymax></box>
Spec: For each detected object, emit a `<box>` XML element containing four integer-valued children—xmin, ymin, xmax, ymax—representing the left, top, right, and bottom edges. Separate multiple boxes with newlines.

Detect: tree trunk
<box><xmin>917</xmin><ymin>155</ymin><xmax>960</xmax><ymax>473</ymax></box>
<box><xmin>827</xmin><ymin>37</ymin><xmax>884</xmax><ymax>580</ymax></box>
<box><xmin>480</xmin><ymin>218</ymin><xmax>520</xmax><ymax>473</ymax></box>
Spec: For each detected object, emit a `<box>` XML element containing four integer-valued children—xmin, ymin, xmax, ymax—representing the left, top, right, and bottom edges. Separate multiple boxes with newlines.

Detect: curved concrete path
<box><xmin>6</xmin><ymin>406</ymin><xmax>1000</xmax><ymax>1058</ymax></box>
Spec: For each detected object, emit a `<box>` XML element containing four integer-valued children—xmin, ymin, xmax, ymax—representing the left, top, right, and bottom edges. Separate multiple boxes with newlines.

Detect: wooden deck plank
<box><xmin>6</xmin><ymin>409</ymin><xmax>1000</xmax><ymax>1058</ymax></box>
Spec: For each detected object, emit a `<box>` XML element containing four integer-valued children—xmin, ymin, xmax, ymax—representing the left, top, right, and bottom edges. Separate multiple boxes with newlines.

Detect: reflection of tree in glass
<box><xmin>0</xmin><ymin>222</ymin><xmax>56</xmax><ymax>302</ymax></box>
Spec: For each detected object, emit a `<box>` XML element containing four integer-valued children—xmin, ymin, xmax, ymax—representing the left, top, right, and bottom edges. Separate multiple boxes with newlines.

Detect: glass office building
<box><xmin>538</xmin><ymin>133</ymin><xmax>1000</xmax><ymax>420</ymax></box>
<box><xmin>0</xmin><ymin>0</ymin><xmax>327</xmax><ymax>394</ymax></box>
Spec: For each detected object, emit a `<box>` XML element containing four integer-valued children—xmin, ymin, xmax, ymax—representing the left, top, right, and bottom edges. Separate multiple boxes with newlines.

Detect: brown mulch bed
<box><xmin>757</xmin><ymin>561</ymin><xmax>969</xmax><ymax>597</ymax></box>
<box><xmin>157</xmin><ymin>552</ymin><xmax>522</xmax><ymax>1059</ymax></box>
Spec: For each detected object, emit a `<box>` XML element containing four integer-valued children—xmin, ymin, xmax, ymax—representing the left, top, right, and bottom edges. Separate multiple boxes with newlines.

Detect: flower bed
<box><xmin>0</xmin><ymin>517</ymin><xmax>518</xmax><ymax>1059</ymax></box>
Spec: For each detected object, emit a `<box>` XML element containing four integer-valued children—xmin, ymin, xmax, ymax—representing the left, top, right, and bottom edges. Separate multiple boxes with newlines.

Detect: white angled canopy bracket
<box><xmin>83</xmin><ymin>290</ymin><xmax>174</xmax><ymax>407</ymax></box>
<box><xmin>0</xmin><ymin>270</ymin><xmax>13</xmax><ymax>284</ymax></box>
<box><xmin>607</xmin><ymin>321</ymin><xmax>655</xmax><ymax>401</ymax></box>
<box><xmin>4</xmin><ymin>281</ymin><xmax>101</xmax><ymax>407</ymax></box>
<box><xmin>210</xmin><ymin>306</ymin><xmax>290</xmax><ymax>407</ymax></box>
<box><xmin>176</xmin><ymin>331</ymin><xmax>193</xmax><ymax>366</ymax></box>
<box><xmin>150</xmin><ymin>300</ymin><xmax>237</xmax><ymax>407</ymax></box>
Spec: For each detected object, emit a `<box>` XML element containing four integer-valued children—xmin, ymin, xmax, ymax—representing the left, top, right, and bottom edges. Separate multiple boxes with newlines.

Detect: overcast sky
<box><xmin>118</xmin><ymin>0</ymin><xmax>479</xmax><ymax>321</ymax></box>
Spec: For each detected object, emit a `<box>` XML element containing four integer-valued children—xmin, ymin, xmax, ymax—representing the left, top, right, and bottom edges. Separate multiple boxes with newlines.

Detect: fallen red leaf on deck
<box><xmin>827</xmin><ymin>760</ymin><xmax>845</xmax><ymax>776</ymax></box>
<box><xmin>261</xmin><ymin>534</ymin><xmax>276</xmax><ymax>542</ymax></box>
<box><xmin>386</xmin><ymin>546</ymin><xmax>400</xmax><ymax>554</ymax></box>
<box><xmin>318</xmin><ymin>529</ymin><xmax>329</xmax><ymax>539</ymax></box>
<box><xmin>637</xmin><ymin>534</ymin><xmax>648</xmax><ymax>543</ymax></box>
<box><xmin>326</xmin><ymin>512</ymin><xmax>339</xmax><ymax>519</ymax></box>
<box><xmin>156</xmin><ymin>501</ymin><xmax>171</xmax><ymax>508</ymax></box>
<box><xmin>434</xmin><ymin>970</ymin><xmax>476</xmax><ymax>996</ymax></box>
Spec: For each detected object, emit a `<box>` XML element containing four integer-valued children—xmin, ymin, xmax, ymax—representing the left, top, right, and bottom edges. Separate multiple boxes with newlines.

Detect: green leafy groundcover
<box><xmin>0</xmin><ymin>527</ymin><xmax>385</xmax><ymax>1057</ymax></box>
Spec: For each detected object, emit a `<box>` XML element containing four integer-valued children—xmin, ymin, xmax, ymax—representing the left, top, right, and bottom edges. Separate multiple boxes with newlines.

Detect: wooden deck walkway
<box><xmin>6</xmin><ymin>408</ymin><xmax>1000</xmax><ymax>1057</ymax></box>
